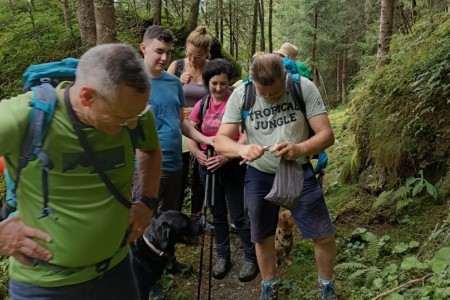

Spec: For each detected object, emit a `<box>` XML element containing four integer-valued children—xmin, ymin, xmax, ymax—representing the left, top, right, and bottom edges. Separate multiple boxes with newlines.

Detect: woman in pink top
<box><xmin>187</xmin><ymin>59</ymin><xmax>258</xmax><ymax>282</ymax></box>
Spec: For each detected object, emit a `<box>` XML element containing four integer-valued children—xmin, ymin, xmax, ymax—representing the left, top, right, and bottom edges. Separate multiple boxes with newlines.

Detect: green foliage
<box><xmin>0</xmin><ymin>0</ymin><xmax>81</xmax><ymax>99</ymax></box>
<box><xmin>392</xmin><ymin>241</ymin><xmax>419</xmax><ymax>255</ymax></box>
<box><xmin>0</xmin><ymin>257</ymin><xmax>9</xmax><ymax>299</ymax></box>
<box><xmin>349</xmin><ymin>13</ymin><xmax>450</xmax><ymax>184</ymax></box>
<box><xmin>430</xmin><ymin>247</ymin><xmax>450</xmax><ymax>272</ymax></box>
<box><xmin>371</xmin><ymin>170</ymin><xmax>438</xmax><ymax>218</ymax></box>
<box><xmin>406</xmin><ymin>170</ymin><xmax>438</xmax><ymax>200</ymax></box>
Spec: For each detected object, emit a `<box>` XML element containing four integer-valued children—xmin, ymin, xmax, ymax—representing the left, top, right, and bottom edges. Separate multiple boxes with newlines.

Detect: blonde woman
<box><xmin>168</xmin><ymin>25</ymin><xmax>211</xmax><ymax>215</ymax></box>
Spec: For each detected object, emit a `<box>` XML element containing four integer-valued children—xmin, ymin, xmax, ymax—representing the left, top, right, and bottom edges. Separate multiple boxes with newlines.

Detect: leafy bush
<box><xmin>348</xmin><ymin>13</ymin><xmax>450</xmax><ymax>186</ymax></box>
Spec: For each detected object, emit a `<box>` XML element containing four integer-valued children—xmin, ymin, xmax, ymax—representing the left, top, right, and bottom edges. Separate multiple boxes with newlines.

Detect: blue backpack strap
<box><xmin>314</xmin><ymin>151</ymin><xmax>328</xmax><ymax>174</ymax></box>
<box><xmin>241</xmin><ymin>78</ymin><xmax>255</xmax><ymax>133</ymax></box>
<box><xmin>13</xmin><ymin>81</ymin><xmax>58</xmax><ymax>220</ymax></box>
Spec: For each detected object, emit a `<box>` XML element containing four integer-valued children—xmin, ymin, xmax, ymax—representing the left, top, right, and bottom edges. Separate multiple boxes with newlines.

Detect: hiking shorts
<box><xmin>245</xmin><ymin>162</ymin><xmax>335</xmax><ymax>243</ymax></box>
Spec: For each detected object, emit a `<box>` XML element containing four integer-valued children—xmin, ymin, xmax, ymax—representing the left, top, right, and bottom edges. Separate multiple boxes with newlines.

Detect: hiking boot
<box><xmin>318</xmin><ymin>281</ymin><xmax>337</xmax><ymax>300</ymax></box>
<box><xmin>238</xmin><ymin>260</ymin><xmax>259</xmax><ymax>282</ymax></box>
<box><xmin>166</xmin><ymin>258</ymin><xmax>193</xmax><ymax>275</ymax></box>
<box><xmin>149</xmin><ymin>285</ymin><xmax>166</xmax><ymax>300</ymax></box>
<box><xmin>260</xmin><ymin>280</ymin><xmax>278</xmax><ymax>300</ymax></box>
<box><xmin>212</xmin><ymin>258</ymin><xmax>231</xmax><ymax>279</ymax></box>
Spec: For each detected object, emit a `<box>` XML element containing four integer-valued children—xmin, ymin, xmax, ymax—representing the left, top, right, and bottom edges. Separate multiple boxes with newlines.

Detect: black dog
<box><xmin>131</xmin><ymin>210</ymin><xmax>203</xmax><ymax>300</ymax></box>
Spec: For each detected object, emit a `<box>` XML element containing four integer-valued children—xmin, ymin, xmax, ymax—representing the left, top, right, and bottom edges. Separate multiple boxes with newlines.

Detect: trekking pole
<box><xmin>207</xmin><ymin>148</ymin><xmax>216</xmax><ymax>300</ymax></box>
<box><xmin>196</xmin><ymin>147</ymin><xmax>214</xmax><ymax>300</ymax></box>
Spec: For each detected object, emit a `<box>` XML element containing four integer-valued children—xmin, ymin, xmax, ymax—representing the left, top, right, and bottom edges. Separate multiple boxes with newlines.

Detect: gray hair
<box><xmin>249</xmin><ymin>53</ymin><xmax>286</xmax><ymax>86</ymax></box>
<box><xmin>76</xmin><ymin>43</ymin><xmax>150</xmax><ymax>101</ymax></box>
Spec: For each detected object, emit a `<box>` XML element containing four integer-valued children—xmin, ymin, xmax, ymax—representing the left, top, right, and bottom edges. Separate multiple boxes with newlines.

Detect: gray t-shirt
<box><xmin>222</xmin><ymin>76</ymin><xmax>327</xmax><ymax>174</ymax></box>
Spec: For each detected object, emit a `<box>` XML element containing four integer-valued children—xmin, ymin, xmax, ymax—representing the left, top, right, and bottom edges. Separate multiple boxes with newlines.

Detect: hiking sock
<box><xmin>318</xmin><ymin>276</ymin><xmax>332</xmax><ymax>285</ymax></box>
<box><xmin>262</xmin><ymin>279</ymin><xmax>278</xmax><ymax>286</ymax></box>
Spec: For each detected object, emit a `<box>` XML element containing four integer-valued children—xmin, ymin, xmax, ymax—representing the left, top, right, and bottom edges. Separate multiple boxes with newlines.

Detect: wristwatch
<box><xmin>138</xmin><ymin>195</ymin><xmax>158</xmax><ymax>210</ymax></box>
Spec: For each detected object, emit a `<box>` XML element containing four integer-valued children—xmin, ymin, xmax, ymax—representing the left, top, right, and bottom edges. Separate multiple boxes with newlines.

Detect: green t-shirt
<box><xmin>222</xmin><ymin>76</ymin><xmax>327</xmax><ymax>174</ymax></box>
<box><xmin>0</xmin><ymin>82</ymin><xmax>159</xmax><ymax>287</ymax></box>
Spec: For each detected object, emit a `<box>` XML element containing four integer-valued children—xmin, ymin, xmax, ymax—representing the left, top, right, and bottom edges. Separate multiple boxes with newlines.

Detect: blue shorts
<box><xmin>245</xmin><ymin>163</ymin><xmax>335</xmax><ymax>243</ymax></box>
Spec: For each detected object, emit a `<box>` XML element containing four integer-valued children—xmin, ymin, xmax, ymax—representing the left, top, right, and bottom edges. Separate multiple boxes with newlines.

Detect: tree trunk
<box><xmin>268</xmin><ymin>0</ymin><xmax>273</xmax><ymax>53</ymax></box>
<box><xmin>447</xmin><ymin>0</ymin><xmax>450</xmax><ymax>12</ymax></box>
<box><xmin>76</xmin><ymin>0</ymin><xmax>96</xmax><ymax>47</ymax></box>
<box><xmin>188</xmin><ymin>0</ymin><xmax>200</xmax><ymax>32</ymax></box>
<box><xmin>365</xmin><ymin>0</ymin><xmax>374</xmax><ymax>27</ymax></box>
<box><xmin>154</xmin><ymin>0</ymin><xmax>162</xmax><ymax>25</ymax></box>
<box><xmin>258</xmin><ymin>0</ymin><xmax>265</xmax><ymax>51</ymax></box>
<box><xmin>311</xmin><ymin>6</ymin><xmax>319</xmax><ymax>83</ymax></box>
<box><xmin>411</xmin><ymin>0</ymin><xmax>417</xmax><ymax>21</ymax></box>
<box><xmin>251</xmin><ymin>0</ymin><xmax>258</xmax><ymax>56</ymax></box>
<box><xmin>336</xmin><ymin>52</ymin><xmax>342</xmax><ymax>103</ymax></box>
<box><xmin>219</xmin><ymin>0</ymin><xmax>224</xmax><ymax>45</ymax></box>
<box><xmin>377</xmin><ymin>0</ymin><xmax>395</xmax><ymax>58</ymax></box>
<box><xmin>93</xmin><ymin>0</ymin><xmax>116</xmax><ymax>44</ymax></box>
<box><xmin>27</xmin><ymin>1</ymin><xmax>42</xmax><ymax>51</ymax></box>
<box><xmin>341</xmin><ymin>48</ymin><xmax>347</xmax><ymax>103</ymax></box>
<box><xmin>399</xmin><ymin>2</ymin><xmax>412</xmax><ymax>34</ymax></box>
<box><xmin>61</xmin><ymin>0</ymin><xmax>75</xmax><ymax>38</ymax></box>
<box><xmin>228</xmin><ymin>0</ymin><xmax>233</xmax><ymax>57</ymax></box>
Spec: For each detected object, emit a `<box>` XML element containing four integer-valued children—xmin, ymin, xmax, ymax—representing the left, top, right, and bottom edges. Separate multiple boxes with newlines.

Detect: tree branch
<box><xmin>371</xmin><ymin>273</ymin><xmax>433</xmax><ymax>300</ymax></box>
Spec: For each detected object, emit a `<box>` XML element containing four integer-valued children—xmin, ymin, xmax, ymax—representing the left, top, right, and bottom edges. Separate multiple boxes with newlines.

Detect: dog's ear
<box><xmin>157</xmin><ymin>221</ymin><xmax>173</xmax><ymax>250</ymax></box>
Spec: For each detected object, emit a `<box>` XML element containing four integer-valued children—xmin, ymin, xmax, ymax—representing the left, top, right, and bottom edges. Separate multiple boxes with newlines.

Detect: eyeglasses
<box><xmin>185</xmin><ymin>50</ymin><xmax>206</xmax><ymax>61</ymax></box>
<box><xmin>118</xmin><ymin>105</ymin><xmax>151</xmax><ymax>127</ymax></box>
<box><xmin>254</xmin><ymin>78</ymin><xmax>286</xmax><ymax>101</ymax></box>
<box><xmin>95</xmin><ymin>91</ymin><xmax>150</xmax><ymax>127</ymax></box>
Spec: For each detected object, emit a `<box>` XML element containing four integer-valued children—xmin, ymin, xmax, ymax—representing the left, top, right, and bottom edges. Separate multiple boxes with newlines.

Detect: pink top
<box><xmin>190</xmin><ymin>93</ymin><xmax>240</xmax><ymax>151</ymax></box>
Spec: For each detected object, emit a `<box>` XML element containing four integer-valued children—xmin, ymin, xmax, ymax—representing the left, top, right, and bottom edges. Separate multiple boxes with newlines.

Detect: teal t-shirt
<box><xmin>221</xmin><ymin>76</ymin><xmax>327</xmax><ymax>174</ymax></box>
<box><xmin>0</xmin><ymin>82</ymin><xmax>159</xmax><ymax>287</ymax></box>
<box><xmin>149</xmin><ymin>71</ymin><xmax>186</xmax><ymax>172</ymax></box>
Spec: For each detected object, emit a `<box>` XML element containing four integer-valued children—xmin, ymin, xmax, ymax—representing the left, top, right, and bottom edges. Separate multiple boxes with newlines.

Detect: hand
<box><xmin>202</xmin><ymin>136</ymin><xmax>215</xmax><ymax>147</ymax></box>
<box><xmin>126</xmin><ymin>202</ymin><xmax>154</xmax><ymax>244</ymax></box>
<box><xmin>182</xmin><ymin>107</ymin><xmax>193</xmax><ymax>119</ymax></box>
<box><xmin>239</xmin><ymin>144</ymin><xmax>266</xmax><ymax>164</ymax></box>
<box><xmin>180</xmin><ymin>72</ymin><xmax>193</xmax><ymax>85</ymax></box>
<box><xmin>195</xmin><ymin>149</ymin><xmax>208</xmax><ymax>166</ymax></box>
<box><xmin>272</xmin><ymin>142</ymin><xmax>300</xmax><ymax>160</ymax></box>
<box><xmin>0</xmin><ymin>214</ymin><xmax>52</xmax><ymax>267</ymax></box>
<box><xmin>206</xmin><ymin>154</ymin><xmax>228</xmax><ymax>173</ymax></box>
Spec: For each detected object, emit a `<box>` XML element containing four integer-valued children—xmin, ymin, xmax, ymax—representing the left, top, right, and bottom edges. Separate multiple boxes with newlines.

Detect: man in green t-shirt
<box><xmin>215</xmin><ymin>54</ymin><xmax>337</xmax><ymax>300</ymax></box>
<box><xmin>0</xmin><ymin>43</ymin><xmax>162</xmax><ymax>300</ymax></box>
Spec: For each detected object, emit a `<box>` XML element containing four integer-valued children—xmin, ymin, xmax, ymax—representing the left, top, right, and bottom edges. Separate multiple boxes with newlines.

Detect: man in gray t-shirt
<box><xmin>215</xmin><ymin>54</ymin><xmax>337</xmax><ymax>300</ymax></box>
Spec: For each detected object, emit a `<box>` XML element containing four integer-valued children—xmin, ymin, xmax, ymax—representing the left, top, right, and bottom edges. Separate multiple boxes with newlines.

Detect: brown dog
<box><xmin>275</xmin><ymin>210</ymin><xmax>295</xmax><ymax>266</ymax></box>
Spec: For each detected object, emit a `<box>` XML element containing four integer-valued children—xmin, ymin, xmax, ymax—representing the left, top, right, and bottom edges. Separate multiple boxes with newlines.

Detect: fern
<box><xmin>349</xmin><ymin>267</ymin><xmax>382</xmax><ymax>285</ymax></box>
<box><xmin>365</xmin><ymin>234</ymin><xmax>381</xmax><ymax>263</ymax></box>
<box><xmin>372</xmin><ymin>190</ymin><xmax>394</xmax><ymax>209</ymax></box>
<box><xmin>393</xmin><ymin>185</ymin><xmax>410</xmax><ymax>200</ymax></box>
<box><xmin>396</xmin><ymin>198</ymin><xmax>414</xmax><ymax>212</ymax></box>
<box><xmin>335</xmin><ymin>262</ymin><xmax>367</xmax><ymax>272</ymax></box>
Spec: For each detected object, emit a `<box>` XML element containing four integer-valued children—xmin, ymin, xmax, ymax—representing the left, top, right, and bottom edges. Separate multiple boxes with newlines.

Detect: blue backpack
<box><xmin>240</xmin><ymin>73</ymin><xmax>328</xmax><ymax>177</ymax></box>
<box><xmin>1</xmin><ymin>58</ymin><xmax>78</xmax><ymax>220</ymax></box>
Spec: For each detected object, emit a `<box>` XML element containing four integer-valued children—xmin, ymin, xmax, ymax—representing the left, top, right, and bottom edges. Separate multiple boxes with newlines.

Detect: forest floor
<box><xmin>165</xmin><ymin>230</ymin><xmax>264</xmax><ymax>300</ymax></box>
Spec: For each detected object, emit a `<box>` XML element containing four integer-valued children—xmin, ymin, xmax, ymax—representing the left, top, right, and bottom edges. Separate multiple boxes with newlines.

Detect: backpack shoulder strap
<box><xmin>174</xmin><ymin>59</ymin><xmax>185</xmax><ymax>78</ymax></box>
<box><xmin>288</xmin><ymin>74</ymin><xmax>324</xmax><ymax>161</ymax></box>
<box><xmin>241</xmin><ymin>78</ymin><xmax>255</xmax><ymax>133</ymax></box>
<box><xmin>13</xmin><ymin>81</ymin><xmax>58</xmax><ymax>219</ymax></box>
<box><xmin>197</xmin><ymin>93</ymin><xmax>211</xmax><ymax>131</ymax></box>
<box><xmin>287</xmin><ymin>73</ymin><xmax>306</xmax><ymax>119</ymax></box>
